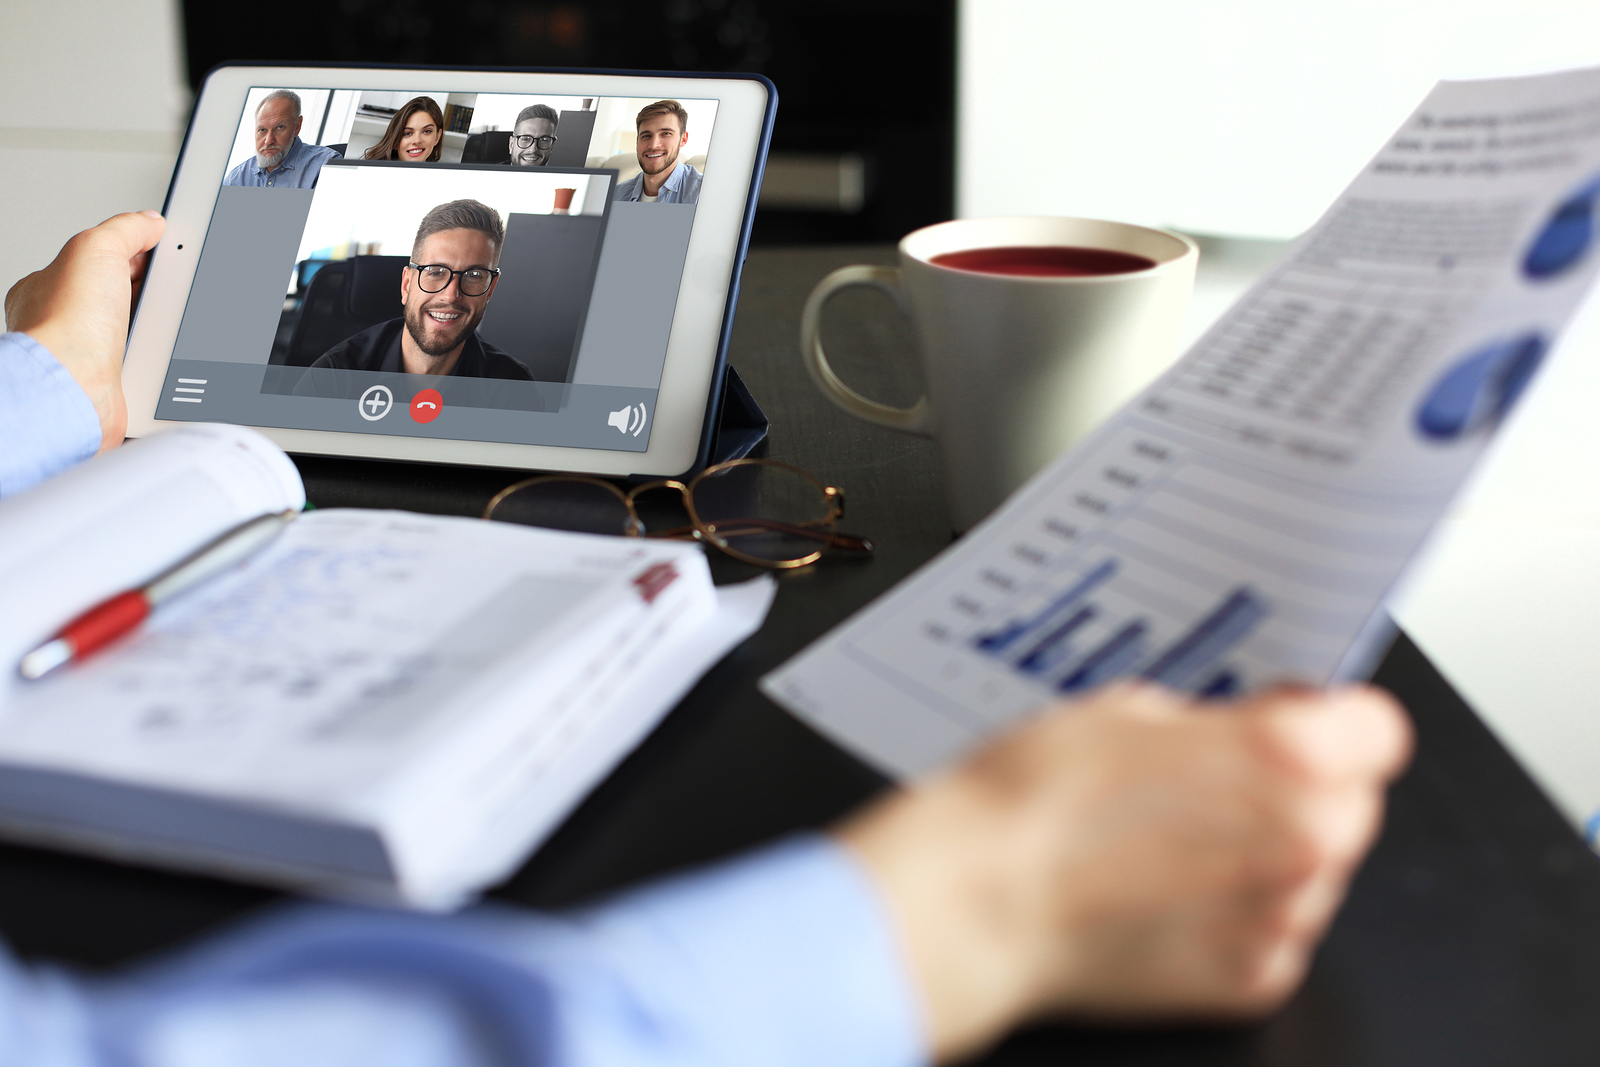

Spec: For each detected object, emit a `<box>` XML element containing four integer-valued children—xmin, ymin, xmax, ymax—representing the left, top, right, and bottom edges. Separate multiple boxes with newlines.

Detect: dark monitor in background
<box><xmin>181</xmin><ymin>0</ymin><xmax>956</xmax><ymax>244</ymax></box>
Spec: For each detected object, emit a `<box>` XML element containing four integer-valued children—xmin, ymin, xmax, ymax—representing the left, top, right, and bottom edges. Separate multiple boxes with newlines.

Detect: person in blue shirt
<box><xmin>614</xmin><ymin>101</ymin><xmax>704</xmax><ymax>205</ymax></box>
<box><xmin>0</xmin><ymin>211</ymin><xmax>1410</xmax><ymax>1066</ymax></box>
<box><xmin>223</xmin><ymin>90</ymin><xmax>342</xmax><ymax>190</ymax></box>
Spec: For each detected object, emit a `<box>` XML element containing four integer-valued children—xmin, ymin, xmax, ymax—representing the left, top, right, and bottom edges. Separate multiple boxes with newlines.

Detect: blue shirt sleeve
<box><xmin>0</xmin><ymin>331</ymin><xmax>101</xmax><ymax>497</ymax></box>
<box><xmin>0</xmin><ymin>835</ymin><xmax>928</xmax><ymax>1067</ymax></box>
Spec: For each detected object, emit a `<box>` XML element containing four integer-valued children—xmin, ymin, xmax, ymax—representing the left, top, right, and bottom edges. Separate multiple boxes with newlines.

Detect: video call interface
<box><xmin>155</xmin><ymin>86</ymin><xmax>721</xmax><ymax>454</ymax></box>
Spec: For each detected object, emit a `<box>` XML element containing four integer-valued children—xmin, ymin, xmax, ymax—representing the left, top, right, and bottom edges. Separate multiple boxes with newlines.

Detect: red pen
<box><xmin>18</xmin><ymin>509</ymin><xmax>299</xmax><ymax>681</ymax></box>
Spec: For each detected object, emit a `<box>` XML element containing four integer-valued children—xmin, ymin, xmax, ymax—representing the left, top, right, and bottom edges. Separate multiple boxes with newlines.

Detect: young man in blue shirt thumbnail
<box><xmin>224</xmin><ymin>89</ymin><xmax>342</xmax><ymax>190</ymax></box>
<box><xmin>614</xmin><ymin>100</ymin><xmax>704</xmax><ymax>205</ymax></box>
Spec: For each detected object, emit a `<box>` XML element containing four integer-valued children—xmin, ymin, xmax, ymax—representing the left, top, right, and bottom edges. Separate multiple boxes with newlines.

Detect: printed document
<box><xmin>765</xmin><ymin>66</ymin><xmax>1600</xmax><ymax>777</ymax></box>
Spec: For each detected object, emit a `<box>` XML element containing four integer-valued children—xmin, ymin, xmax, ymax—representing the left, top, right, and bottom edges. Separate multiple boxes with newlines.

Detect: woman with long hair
<box><xmin>364</xmin><ymin>97</ymin><xmax>445</xmax><ymax>162</ymax></box>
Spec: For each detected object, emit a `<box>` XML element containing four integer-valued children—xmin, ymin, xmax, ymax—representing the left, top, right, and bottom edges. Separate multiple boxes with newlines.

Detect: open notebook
<box><xmin>0</xmin><ymin>423</ymin><xmax>772</xmax><ymax>907</ymax></box>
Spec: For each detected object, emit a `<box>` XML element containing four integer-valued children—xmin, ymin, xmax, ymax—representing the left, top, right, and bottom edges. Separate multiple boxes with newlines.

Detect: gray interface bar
<box><xmin>155</xmin><ymin>360</ymin><xmax>659</xmax><ymax>452</ymax></box>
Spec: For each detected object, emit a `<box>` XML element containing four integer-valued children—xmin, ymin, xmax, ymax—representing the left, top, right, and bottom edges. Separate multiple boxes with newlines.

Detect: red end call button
<box><xmin>410</xmin><ymin>389</ymin><xmax>443</xmax><ymax>423</ymax></box>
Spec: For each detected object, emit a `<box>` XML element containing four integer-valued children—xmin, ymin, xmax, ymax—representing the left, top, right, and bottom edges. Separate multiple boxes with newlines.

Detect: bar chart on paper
<box><xmin>821</xmin><ymin>420</ymin><xmax>1427</xmax><ymax>742</ymax></box>
<box><xmin>769</xmin><ymin>188</ymin><xmax>1539</xmax><ymax>764</ymax></box>
<box><xmin>764</xmin><ymin>248</ymin><xmax>1482</xmax><ymax>772</ymax></box>
<box><xmin>971</xmin><ymin>560</ymin><xmax>1265</xmax><ymax>699</ymax></box>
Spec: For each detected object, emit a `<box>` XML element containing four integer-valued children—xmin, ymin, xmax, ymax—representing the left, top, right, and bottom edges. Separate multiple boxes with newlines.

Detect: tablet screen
<box><xmin>154</xmin><ymin>86</ymin><xmax>722</xmax><ymax>454</ymax></box>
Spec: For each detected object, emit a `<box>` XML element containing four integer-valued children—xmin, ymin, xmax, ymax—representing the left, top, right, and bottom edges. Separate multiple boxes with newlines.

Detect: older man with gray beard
<box><xmin>224</xmin><ymin>89</ymin><xmax>342</xmax><ymax>189</ymax></box>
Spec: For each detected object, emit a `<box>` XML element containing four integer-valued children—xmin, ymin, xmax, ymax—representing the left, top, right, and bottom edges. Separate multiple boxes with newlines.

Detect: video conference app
<box><xmin>155</xmin><ymin>87</ymin><xmax>720</xmax><ymax>452</ymax></box>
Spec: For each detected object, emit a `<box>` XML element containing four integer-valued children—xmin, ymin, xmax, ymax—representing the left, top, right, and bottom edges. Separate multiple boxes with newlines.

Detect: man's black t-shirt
<box><xmin>310</xmin><ymin>319</ymin><xmax>535</xmax><ymax>380</ymax></box>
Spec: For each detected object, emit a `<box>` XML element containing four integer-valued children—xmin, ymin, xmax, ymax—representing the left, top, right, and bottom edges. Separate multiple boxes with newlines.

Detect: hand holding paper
<box><xmin>839</xmin><ymin>682</ymin><xmax>1411</xmax><ymax>1058</ymax></box>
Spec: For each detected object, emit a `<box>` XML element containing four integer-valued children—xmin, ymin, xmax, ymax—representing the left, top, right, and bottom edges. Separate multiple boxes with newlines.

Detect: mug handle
<box><xmin>799</xmin><ymin>265</ymin><xmax>933</xmax><ymax>435</ymax></box>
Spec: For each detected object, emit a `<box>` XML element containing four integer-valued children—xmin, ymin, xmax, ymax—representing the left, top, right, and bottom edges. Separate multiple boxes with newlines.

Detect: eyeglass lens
<box><xmin>416</xmin><ymin>265</ymin><xmax>493</xmax><ymax>295</ymax></box>
<box><xmin>513</xmin><ymin>134</ymin><xmax>557</xmax><ymax>149</ymax></box>
<box><xmin>489</xmin><ymin>479</ymin><xmax>634</xmax><ymax>535</ymax></box>
<box><xmin>690</xmin><ymin>463</ymin><xmax>837</xmax><ymax>563</ymax></box>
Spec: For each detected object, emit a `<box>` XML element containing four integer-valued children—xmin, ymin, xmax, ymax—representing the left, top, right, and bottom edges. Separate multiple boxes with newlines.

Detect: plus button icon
<box><xmin>357</xmin><ymin>385</ymin><xmax>394</xmax><ymax>421</ymax></box>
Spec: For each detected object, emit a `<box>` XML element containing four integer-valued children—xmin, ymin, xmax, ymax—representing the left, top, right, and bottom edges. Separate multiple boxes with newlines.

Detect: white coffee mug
<box><xmin>801</xmin><ymin>216</ymin><xmax>1198</xmax><ymax>531</ymax></box>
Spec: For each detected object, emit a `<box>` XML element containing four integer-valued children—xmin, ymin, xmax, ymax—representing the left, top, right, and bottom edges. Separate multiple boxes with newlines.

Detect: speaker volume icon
<box><xmin>607</xmin><ymin>403</ymin><xmax>649</xmax><ymax>437</ymax></box>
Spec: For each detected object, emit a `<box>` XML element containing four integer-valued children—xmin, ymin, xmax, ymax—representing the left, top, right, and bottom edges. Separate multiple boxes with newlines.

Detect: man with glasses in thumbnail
<box><xmin>308</xmin><ymin>200</ymin><xmax>535</xmax><ymax>380</ymax></box>
<box><xmin>507</xmin><ymin>104</ymin><xmax>559</xmax><ymax>167</ymax></box>
<box><xmin>224</xmin><ymin>90</ymin><xmax>341</xmax><ymax>189</ymax></box>
<box><xmin>613</xmin><ymin>100</ymin><xmax>703</xmax><ymax>205</ymax></box>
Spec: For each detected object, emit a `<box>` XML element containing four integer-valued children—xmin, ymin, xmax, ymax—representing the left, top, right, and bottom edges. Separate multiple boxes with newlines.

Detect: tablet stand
<box><xmin>705</xmin><ymin>365</ymin><xmax>770</xmax><ymax>466</ymax></box>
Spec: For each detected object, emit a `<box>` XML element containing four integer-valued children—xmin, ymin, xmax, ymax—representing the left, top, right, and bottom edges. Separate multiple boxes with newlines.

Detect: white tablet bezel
<box><xmin>124</xmin><ymin>64</ymin><xmax>773</xmax><ymax>477</ymax></box>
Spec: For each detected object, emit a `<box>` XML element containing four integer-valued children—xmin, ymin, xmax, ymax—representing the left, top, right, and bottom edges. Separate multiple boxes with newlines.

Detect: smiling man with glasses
<box><xmin>506</xmin><ymin>104</ymin><xmax>560</xmax><ymax>167</ymax></box>
<box><xmin>308</xmin><ymin>199</ymin><xmax>536</xmax><ymax>381</ymax></box>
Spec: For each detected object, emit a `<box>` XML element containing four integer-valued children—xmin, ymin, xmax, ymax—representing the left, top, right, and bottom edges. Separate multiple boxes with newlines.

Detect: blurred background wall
<box><xmin>961</xmin><ymin>0</ymin><xmax>1600</xmax><ymax>240</ymax></box>
<box><xmin>0</xmin><ymin>0</ymin><xmax>189</xmax><ymax>290</ymax></box>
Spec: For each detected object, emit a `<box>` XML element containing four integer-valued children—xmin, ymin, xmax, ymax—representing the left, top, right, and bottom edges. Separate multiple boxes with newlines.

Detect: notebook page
<box><xmin>409</xmin><ymin>576</ymin><xmax>774</xmax><ymax>906</ymax></box>
<box><xmin>0</xmin><ymin>510</ymin><xmax>709</xmax><ymax>819</ymax></box>
<box><xmin>764</xmin><ymin>66</ymin><xmax>1600</xmax><ymax>777</ymax></box>
<box><xmin>0</xmin><ymin>423</ymin><xmax>305</xmax><ymax>699</ymax></box>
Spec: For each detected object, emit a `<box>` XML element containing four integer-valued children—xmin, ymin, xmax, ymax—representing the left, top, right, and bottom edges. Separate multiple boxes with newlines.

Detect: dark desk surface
<box><xmin>4</xmin><ymin>247</ymin><xmax>1599</xmax><ymax>1065</ymax></box>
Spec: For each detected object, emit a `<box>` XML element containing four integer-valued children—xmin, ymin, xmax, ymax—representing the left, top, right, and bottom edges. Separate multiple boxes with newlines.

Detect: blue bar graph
<box><xmin>1196</xmin><ymin>669</ymin><xmax>1241</xmax><ymax>700</ymax></box>
<box><xmin>1140</xmin><ymin>588</ymin><xmax>1268</xmax><ymax>690</ymax></box>
<box><xmin>1016</xmin><ymin>606</ymin><xmax>1096</xmax><ymax>674</ymax></box>
<box><xmin>973</xmin><ymin>560</ymin><xmax>1117</xmax><ymax>655</ymax></box>
<box><xmin>1059</xmin><ymin>621</ymin><xmax>1148</xmax><ymax>693</ymax></box>
<box><xmin>972</xmin><ymin>560</ymin><xmax>1268</xmax><ymax>698</ymax></box>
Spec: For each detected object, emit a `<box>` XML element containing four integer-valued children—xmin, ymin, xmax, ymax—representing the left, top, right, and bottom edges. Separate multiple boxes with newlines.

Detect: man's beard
<box><xmin>404</xmin><ymin>297</ymin><xmax>483</xmax><ymax>358</ymax></box>
<box><xmin>255</xmin><ymin>144</ymin><xmax>288</xmax><ymax>169</ymax></box>
<box><xmin>641</xmin><ymin>145</ymin><xmax>679</xmax><ymax>175</ymax></box>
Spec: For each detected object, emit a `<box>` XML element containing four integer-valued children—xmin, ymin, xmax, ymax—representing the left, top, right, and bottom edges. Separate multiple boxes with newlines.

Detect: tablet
<box><xmin>124</xmin><ymin>64</ymin><xmax>775</xmax><ymax>478</ymax></box>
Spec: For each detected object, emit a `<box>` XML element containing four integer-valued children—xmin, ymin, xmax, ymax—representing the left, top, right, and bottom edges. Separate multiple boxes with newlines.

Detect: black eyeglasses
<box><xmin>408</xmin><ymin>263</ymin><xmax>500</xmax><ymax>296</ymax></box>
<box><xmin>513</xmin><ymin>133</ymin><xmax>558</xmax><ymax>150</ymax></box>
<box><xmin>482</xmin><ymin>458</ymin><xmax>873</xmax><ymax>569</ymax></box>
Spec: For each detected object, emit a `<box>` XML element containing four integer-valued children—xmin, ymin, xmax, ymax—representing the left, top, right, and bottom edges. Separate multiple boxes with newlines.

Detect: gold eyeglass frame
<box><xmin>481</xmin><ymin>458</ymin><xmax>873</xmax><ymax>569</ymax></box>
